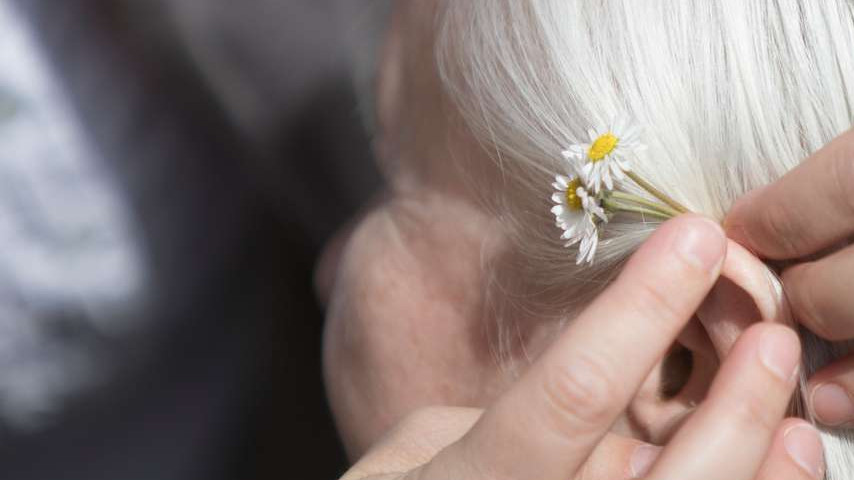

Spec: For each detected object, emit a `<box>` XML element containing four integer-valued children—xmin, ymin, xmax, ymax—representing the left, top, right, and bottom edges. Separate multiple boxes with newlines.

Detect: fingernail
<box><xmin>673</xmin><ymin>217</ymin><xmax>725</xmax><ymax>270</ymax></box>
<box><xmin>758</xmin><ymin>327</ymin><xmax>800</xmax><ymax>382</ymax></box>
<box><xmin>629</xmin><ymin>444</ymin><xmax>661</xmax><ymax>478</ymax></box>
<box><xmin>784</xmin><ymin>424</ymin><xmax>824</xmax><ymax>479</ymax></box>
<box><xmin>812</xmin><ymin>383</ymin><xmax>854</xmax><ymax>426</ymax></box>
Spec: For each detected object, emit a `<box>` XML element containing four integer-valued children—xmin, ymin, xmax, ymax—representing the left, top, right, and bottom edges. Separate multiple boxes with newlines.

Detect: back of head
<box><xmin>435</xmin><ymin>1</ymin><xmax>854</xmax><ymax>478</ymax></box>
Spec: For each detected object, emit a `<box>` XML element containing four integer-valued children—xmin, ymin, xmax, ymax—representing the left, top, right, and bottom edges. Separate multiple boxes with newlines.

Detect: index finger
<box><xmin>725</xmin><ymin>129</ymin><xmax>854</xmax><ymax>260</ymax></box>
<box><xmin>427</xmin><ymin>215</ymin><xmax>727</xmax><ymax>480</ymax></box>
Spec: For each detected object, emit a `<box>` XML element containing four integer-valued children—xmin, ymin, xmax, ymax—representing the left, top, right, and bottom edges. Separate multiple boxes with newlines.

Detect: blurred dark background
<box><xmin>0</xmin><ymin>1</ymin><xmax>383</xmax><ymax>479</ymax></box>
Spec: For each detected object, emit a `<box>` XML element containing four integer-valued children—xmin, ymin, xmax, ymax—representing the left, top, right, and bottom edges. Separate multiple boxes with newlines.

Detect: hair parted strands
<box><xmin>435</xmin><ymin>1</ymin><xmax>854</xmax><ymax>478</ymax></box>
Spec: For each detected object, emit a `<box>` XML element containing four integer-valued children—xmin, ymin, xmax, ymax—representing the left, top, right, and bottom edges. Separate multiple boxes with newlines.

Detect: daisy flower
<box><xmin>561</xmin><ymin>117</ymin><xmax>647</xmax><ymax>193</ymax></box>
<box><xmin>551</xmin><ymin>173</ymin><xmax>607</xmax><ymax>264</ymax></box>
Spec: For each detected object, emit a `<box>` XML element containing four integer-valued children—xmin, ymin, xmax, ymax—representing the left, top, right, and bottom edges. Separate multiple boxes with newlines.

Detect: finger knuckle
<box><xmin>541</xmin><ymin>354</ymin><xmax>619</xmax><ymax>431</ymax></box>
<box><xmin>758</xmin><ymin>202</ymin><xmax>801</xmax><ymax>258</ymax></box>
<box><xmin>727</xmin><ymin>392</ymin><xmax>781</xmax><ymax>434</ymax></box>
<box><xmin>629</xmin><ymin>275</ymin><xmax>688</xmax><ymax>331</ymax></box>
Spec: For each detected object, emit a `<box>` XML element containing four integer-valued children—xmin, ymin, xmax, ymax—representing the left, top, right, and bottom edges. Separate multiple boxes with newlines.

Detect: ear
<box><xmin>702</xmin><ymin>240</ymin><xmax>790</xmax><ymax>355</ymax></box>
<box><xmin>624</xmin><ymin>239</ymin><xmax>790</xmax><ymax>444</ymax></box>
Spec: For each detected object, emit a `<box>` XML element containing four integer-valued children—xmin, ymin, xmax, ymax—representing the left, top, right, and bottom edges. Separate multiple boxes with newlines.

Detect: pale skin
<box><xmin>318</xmin><ymin>1</ymin><xmax>829</xmax><ymax>479</ymax></box>
<box><xmin>727</xmin><ymin>129</ymin><xmax>854</xmax><ymax>428</ymax></box>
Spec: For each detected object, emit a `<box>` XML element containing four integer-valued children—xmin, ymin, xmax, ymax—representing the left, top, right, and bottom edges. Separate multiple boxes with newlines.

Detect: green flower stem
<box><xmin>625</xmin><ymin>170</ymin><xmax>690</xmax><ymax>214</ymax></box>
<box><xmin>608</xmin><ymin>191</ymin><xmax>681</xmax><ymax>218</ymax></box>
<box><xmin>601</xmin><ymin>198</ymin><xmax>674</xmax><ymax>220</ymax></box>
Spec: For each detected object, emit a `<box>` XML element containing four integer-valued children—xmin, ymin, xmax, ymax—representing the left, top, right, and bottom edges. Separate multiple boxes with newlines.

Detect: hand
<box><xmin>341</xmin><ymin>216</ymin><xmax>822</xmax><ymax>480</ymax></box>
<box><xmin>726</xmin><ymin>129</ymin><xmax>854</xmax><ymax>428</ymax></box>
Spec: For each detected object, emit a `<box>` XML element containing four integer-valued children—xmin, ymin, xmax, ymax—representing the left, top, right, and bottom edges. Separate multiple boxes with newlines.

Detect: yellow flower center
<box><xmin>564</xmin><ymin>178</ymin><xmax>583</xmax><ymax>211</ymax></box>
<box><xmin>588</xmin><ymin>133</ymin><xmax>619</xmax><ymax>162</ymax></box>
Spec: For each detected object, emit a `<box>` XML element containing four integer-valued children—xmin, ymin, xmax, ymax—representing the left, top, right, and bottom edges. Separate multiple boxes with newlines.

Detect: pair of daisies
<box><xmin>551</xmin><ymin>121</ymin><xmax>649</xmax><ymax>265</ymax></box>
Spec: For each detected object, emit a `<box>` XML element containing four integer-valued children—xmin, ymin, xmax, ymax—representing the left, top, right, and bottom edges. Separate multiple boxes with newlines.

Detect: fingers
<box><xmin>783</xmin><ymin>243</ymin><xmax>854</xmax><ymax>341</ymax></box>
<box><xmin>434</xmin><ymin>215</ymin><xmax>726</xmax><ymax>480</ymax></box>
<box><xmin>805</xmin><ymin>354</ymin><xmax>854</xmax><ymax>427</ymax></box>
<box><xmin>646</xmin><ymin>323</ymin><xmax>802</xmax><ymax>480</ymax></box>
<box><xmin>755</xmin><ymin>419</ymin><xmax>825</xmax><ymax>480</ymax></box>
<box><xmin>725</xmin><ymin>128</ymin><xmax>854</xmax><ymax>260</ymax></box>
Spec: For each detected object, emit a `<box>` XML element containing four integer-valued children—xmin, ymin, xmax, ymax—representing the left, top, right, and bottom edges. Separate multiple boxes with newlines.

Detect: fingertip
<box><xmin>655</xmin><ymin>214</ymin><xmax>726</xmax><ymax>273</ymax></box>
<box><xmin>724</xmin><ymin>221</ymin><xmax>757</xmax><ymax>255</ymax></box>
<box><xmin>809</xmin><ymin>382</ymin><xmax>854</xmax><ymax>427</ymax></box>
<box><xmin>585</xmin><ymin>435</ymin><xmax>662</xmax><ymax>480</ymax></box>
<box><xmin>674</xmin><ymin>213</ymin><xmax>726</xmax><ymax>237</ymax></box>
<box><xmin>757</xmin><ymin>324</ymin><xmax>802</xmax><ymax>383</ymax></box>
<box><xmin>781</xmin><ymin>420</ymin><xmax>825</xmax><ymax>479</ymax></box>
<box><xmin>756</xmin><ymin>418</ymin><xmax>824</xmax><ymax>480</ymax></box>
<box><xmin>682</xmin><ymin>214</ymin><xmax>726</xmax><ymax>266</ymax></box>
<box><xmin>725</xmin><ymin>185</ymin><xmax>764</xmax><ymax>223</ymax></box>
<box><xmin>629</xmin><ymin>444</ymin><xmax>662</xmax><ymax>479</ymax></box>
<box><xmin>723</xmin><ymin>189</ymin><xmax>763</xmax><ymax>252</ymax></box>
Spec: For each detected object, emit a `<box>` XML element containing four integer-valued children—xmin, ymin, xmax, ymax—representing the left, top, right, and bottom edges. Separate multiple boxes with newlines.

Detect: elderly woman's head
<box><xmin>320</xmin><ymin>1</ymin><xmax>854</xmax><ymax>477</ymax></box>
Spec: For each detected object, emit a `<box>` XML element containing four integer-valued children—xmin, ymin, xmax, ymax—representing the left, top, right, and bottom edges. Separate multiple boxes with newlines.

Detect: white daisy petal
<box><xmin>577</xmin><ymin>232</ymin><xmax>597</xmax><ymax>265</ymax></box>
<box><xmin>586</xmin><ymin>235</ymin><xmax>599</xmax><ymax>264</ymax></box>
<box><xmin>562</xmin><ymin>147</ymin><xmax>584</xmax><ymax>159</ymax></box>
<box><xmin>582</xmin><ymin>162</ymin><xmax>594</xmax><ymax>177</ymax></box>
<box><xmin>603</xmin><ymin>169</ymin><xmax>614</xmax><ymax>191</ymax></box>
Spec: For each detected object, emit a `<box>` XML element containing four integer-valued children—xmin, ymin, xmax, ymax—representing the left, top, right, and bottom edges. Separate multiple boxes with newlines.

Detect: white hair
<box><xmin>435</xmin><ymin>1</ymin><xmax>854</xmax><ymax>478</ymax></box>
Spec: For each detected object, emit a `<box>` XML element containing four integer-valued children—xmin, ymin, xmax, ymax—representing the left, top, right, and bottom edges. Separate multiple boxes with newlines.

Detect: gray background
<box><xmin>0</xmin><ymin>1</ymin><xmax>383</xmax><ymax>478</ymax></box>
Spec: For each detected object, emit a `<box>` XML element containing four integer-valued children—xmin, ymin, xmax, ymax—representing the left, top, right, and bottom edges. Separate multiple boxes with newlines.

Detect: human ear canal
<box><xmin>659</xmin><ymin>344</ymin><xmax>693</xmax><ymax>399</ymax></box>
<box><xmin>625</xmin><ymin>318</ymin><xmax>717</xmax><ymax>444</ymax></box>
